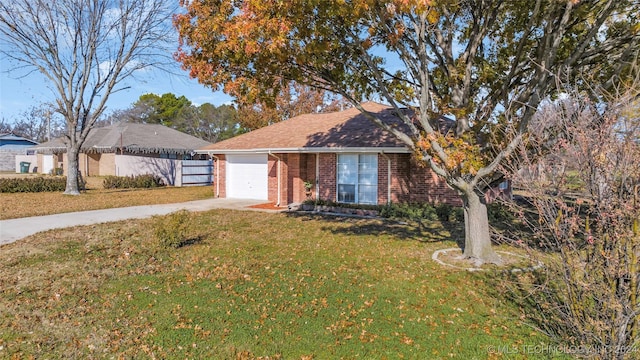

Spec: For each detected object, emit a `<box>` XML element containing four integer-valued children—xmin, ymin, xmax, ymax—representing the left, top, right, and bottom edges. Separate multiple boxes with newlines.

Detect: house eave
<box><xmin>34</xmin><ymin>146</ymin><xmax>196</xmax><ymax>155</ymax></box>
<box><xmin>196</xmin><ymin>147</ymin><xmax>412</xmax><ymax>155</ymax></box>
<box><xmin>33</xmin><ymin>146</ymin><xmax>66</xmax><ymax>154</ymax></box>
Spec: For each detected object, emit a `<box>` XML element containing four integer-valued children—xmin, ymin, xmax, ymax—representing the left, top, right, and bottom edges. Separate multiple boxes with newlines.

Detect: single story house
<box><xmin>198</xmin><ymin>102</ymin><xmax>502</xmax><ymax>207</ymax></box>
<box><xmin>0</xmin><ymin>133</ymin><xmax>38</xmax><ymax>172</ymax></box>
<box><xmin>32</xmin><ymin>122</ymin><xmax>212</xmax><ymax>186</ymax></box>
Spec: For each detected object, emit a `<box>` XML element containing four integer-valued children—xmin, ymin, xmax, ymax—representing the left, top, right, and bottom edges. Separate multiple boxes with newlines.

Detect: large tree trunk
<box><xmin>461</xmin><ymin>189</ymin><xmax>503</xmax><ymax>266</ymax></box>
<box><xmin>64</xmin><ymin>147</ymin><xmax>81</xmax><ymax>195</ymax></box>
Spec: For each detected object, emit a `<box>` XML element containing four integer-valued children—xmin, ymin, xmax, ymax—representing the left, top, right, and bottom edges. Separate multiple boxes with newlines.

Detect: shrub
<box><xmin>487</xmin><ymin>202</ymin><xmax>515</xmax><ymax>224</ymax></box>
<box><xmin>103</xmin><ymin>174</ymin><xmax>164</xmax><ymax>189</ymax></box>
<box><xmin>0</xmin><ymin>176</ymin><xmax>67</xmax><ymax>193</ymax></box>
<box><xmin>153</xmin><ymin>210</ymin><xmax>192</xmax><ymax>249</ymax></box>
<box><xmin>381</xmin><ymin>201</ymin><xmax>509</xmax><ymax>224</ymax></box>
<box><xmin>379</xmin><ymin>202</ymin><xmax>438</xmax><ymax>222</ymax></box>
<box><xmin>434</xmin><ymin>203</ymin><xmax>463</xmax><ymax>223</ymax></box>
<box><xmin>49</xmin><ymin>167</ymin><xmax>63</xmax><ymax>176</ymax></box>
<box><xmin>301</xmin><ymin>198</ymin><xmax>380</xmax><ymax>211</ymax></box>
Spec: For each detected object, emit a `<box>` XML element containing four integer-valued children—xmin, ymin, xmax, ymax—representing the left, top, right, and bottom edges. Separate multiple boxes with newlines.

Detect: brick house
<box><xmin>197</xmin><ymin>102</ymin><xmax>483</xmax><ymax>207</ymax></box>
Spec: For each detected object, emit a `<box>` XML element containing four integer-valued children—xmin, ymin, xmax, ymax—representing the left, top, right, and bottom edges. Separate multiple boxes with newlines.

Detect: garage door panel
<box><xmin>226</xmin><ymin>154</ymin><xmax>268</xmax><ymax>200</ymax></box>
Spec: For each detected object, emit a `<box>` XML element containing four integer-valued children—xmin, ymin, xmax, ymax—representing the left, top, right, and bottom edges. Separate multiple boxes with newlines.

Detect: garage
<box><xmin>226</xmin><ymin>154</ymin><xmax>268</xmax><ymax>200</ymax></box>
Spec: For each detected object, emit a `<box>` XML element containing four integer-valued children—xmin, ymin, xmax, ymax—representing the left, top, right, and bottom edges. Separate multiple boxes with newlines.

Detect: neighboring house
<box><xmin>32</xmin><ymin>123</ymin><xmax>213</xmax><ymax>186</ymax></box>
<box><xmin>0</xmin><ymin>133</ymin><xmax>38</xmax><ymax>172</ymax></box>
<box><xmin>198</xmin><ymin>102</ymin><xmax>506</xmax><ymax>207</ymax></box>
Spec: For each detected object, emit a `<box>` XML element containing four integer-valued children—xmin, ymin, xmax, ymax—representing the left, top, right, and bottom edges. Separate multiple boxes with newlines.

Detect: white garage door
<box><xmin>226</xmin><ymin>154</ymin><xmax>268</xmax><ymax>200</ymax></box>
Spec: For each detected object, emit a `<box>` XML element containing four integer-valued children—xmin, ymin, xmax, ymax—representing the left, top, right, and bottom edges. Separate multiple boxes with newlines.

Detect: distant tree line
<box><xmin>103</xmin><ymin>86</ymin><xmax>349</xmax><ymax>141</ymax></box>
<box><xmin>0</xmin><ymin>95</ymin><xmax>243</xmax><ymax>144</ymax></box>
<box><xmin>103</xmin><ymin>93</ymin><xmax>243</xmax><ymax>143</ymax></box>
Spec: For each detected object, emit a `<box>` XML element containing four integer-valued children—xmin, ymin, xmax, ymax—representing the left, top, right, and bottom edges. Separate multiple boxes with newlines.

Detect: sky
<box><xmin>0</xmin><ymin>56</ymin><xmax>233</xmax><ymax>123</ymax></box>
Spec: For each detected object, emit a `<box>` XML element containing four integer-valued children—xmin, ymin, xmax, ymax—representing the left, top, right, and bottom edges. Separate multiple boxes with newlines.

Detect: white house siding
<box><xmin>115</xmin><ymin>154</ymin><xmax>182</xmax><ymax>186</ymax></box>
<box><xmin>13</xmin><ymin>154</ymin><xmax>37</xmax><ymax>173</ymax></box>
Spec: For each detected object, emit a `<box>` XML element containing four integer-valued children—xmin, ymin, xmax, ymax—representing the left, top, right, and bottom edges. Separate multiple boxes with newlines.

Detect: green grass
<box><xmin>0</xmin><ymin>179</ymin><xmax>213</xmax><ymax>219</ymax></box>
<box><xmin>0</xmin><ymin>210</ymin><xmax>568</xmax><ymax>359</ymax></box>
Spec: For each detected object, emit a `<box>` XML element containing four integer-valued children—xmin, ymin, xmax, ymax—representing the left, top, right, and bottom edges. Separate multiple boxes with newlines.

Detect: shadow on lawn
<box><xmin>286</xmin><ymin>212</ymin><xmax>465</xmax><ymax>247</ymax></box>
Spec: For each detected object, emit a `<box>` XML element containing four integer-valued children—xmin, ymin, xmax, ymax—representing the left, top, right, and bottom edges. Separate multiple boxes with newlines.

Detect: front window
<box><xmin>337</xmin><ymin>154</ymin><xmax>378</xmax><ymax>204</ymax></box>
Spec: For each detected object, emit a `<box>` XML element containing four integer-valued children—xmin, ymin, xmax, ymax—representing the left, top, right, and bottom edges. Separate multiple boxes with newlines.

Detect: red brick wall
<box><xmin>318</xmin><ymin>153</ymin><xmax>336</xmax><ymax>201</ymax></box>
<box><xmin>303</xmin><ymin>154</ymin><xmax>317</xmax><ymax>202</ymax></box>
<box><xmin>267</xmin><ymin>154</ymin><xmax>282</xmax><ymax>204</ymax></box>
<box><xmin>407</xmin><ymin>158</ymin><xmax>462</xmax><ymax>206</ymax></box>
<box><xmin>273</xmin><ymin>153</ymin><xmax>320</xmax><ymax>204</ymax></box>
<box><xmin>290</xmin><ymin>153</ymin><xmax>317</xmax><ymax>203</ymax></box>
<box><xmin>311</xmin><ymin>152</ymin><xmax>460</xmax><ymax>206</ymax></box>
<box><xmin>378</xmin><ymin>154</ymin><xmax>410</xmax><ymax>205</ymax></box>
<box><xmin>286</xmin><ymin>153</ymin><xmax>301</xmax><ymax>204</ymax></box>
<box><xmin>378</xmin><ymin>154</ymin><xmax>389</xmax><ymax>203</ymax></box>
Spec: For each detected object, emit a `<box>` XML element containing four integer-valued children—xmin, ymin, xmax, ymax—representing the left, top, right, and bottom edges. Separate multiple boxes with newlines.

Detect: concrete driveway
<box><xmin>0</xmin><ymin>198</ymin><xmax>279</xmax><ymax>246</ymax></box>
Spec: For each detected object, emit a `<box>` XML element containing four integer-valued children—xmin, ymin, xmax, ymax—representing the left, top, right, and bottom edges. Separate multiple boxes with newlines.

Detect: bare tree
<box><xmin>0</xmin><ymin>0</ymin><xmax>175</xmax><ymax>194</ymax></box>
<box><xmin>503</xmin><ymin>76</ymin><xmax>640</xmax><ymax>359</ymax></box>
<box><xmin>236</xmin><ymin>82</ymin><xmax>350</xmax><ymax>130</ymax></box>
<box><xmin>9</xmin><ymin>103</ymin><xmax>64</xmax><ymax>142</ymax></box>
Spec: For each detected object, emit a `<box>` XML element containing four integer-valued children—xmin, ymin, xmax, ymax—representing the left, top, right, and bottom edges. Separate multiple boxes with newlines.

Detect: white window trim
<box><xmin>336</xmin><ymin>153</ymin><xmax>378</xmax><ymax>205</ymax></box>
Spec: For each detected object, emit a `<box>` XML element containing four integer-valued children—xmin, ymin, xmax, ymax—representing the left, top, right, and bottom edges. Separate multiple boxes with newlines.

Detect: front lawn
<box><xmin>0</xmin><ymin>210</ymin><xmax>565</xmax><ymax>359</ymax></box>
<box><xmin>0</xmin><ymin>176</ymin><xmax>213</xmax><ymax>219</ymax></box>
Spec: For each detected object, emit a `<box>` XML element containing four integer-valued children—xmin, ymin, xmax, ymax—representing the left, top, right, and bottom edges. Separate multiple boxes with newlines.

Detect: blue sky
<box><xmin>0</xmin><ymin>58</ymin><xmax>233</xmax><ymax>123</ymax></box>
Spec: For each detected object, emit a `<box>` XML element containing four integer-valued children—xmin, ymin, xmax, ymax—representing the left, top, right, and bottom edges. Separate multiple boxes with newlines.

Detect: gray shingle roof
<box><xmin>33</xmin><ymin>123</ymin><xmax>211</xmax><ymax>155</ymax></box>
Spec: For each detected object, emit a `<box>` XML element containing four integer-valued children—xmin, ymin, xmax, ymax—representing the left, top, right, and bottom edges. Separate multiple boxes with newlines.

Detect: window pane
<box><xmin>337</xmin><ymin>154</ymin><xmax>357</xmax><ymax>184</ymax></box>
<box><xmin>338</xmin><ymin>184</ymin><xmax>355</xmax><ymax>203</ymax></box>
<box><xmin>358</xmin><ymin>155</ymin><xmax>377</xmax><ymax>203</ymax></box>
<box><xmin>358</xmin><ymin>171</ymin><xmax>376</xmax><ymax>185</ymax></box>
<box><xmin>358</xmin><ymin>184</ymin><xmax>377</xmax><ymax>205</ymax></box>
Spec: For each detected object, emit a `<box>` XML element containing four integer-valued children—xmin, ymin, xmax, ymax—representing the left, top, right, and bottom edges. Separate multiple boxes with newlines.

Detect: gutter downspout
<box><xmin>315</xmin><ymin>153</ymin><xmax>320</xmax><ymax>200</ymax></box>
<box><xmin>268</xmin><ymin>152</ymin><xmax>282</xmax><ymax>207</ymax></box>
<box><xmin>380</xmin><ymin>152</ymin><xmax>392</xmax><ymax>204</ymax></box>
<box><xmin>211</xmin><ymin>154</ymin><xmax>220</xmax><ymax>198</ymax></box>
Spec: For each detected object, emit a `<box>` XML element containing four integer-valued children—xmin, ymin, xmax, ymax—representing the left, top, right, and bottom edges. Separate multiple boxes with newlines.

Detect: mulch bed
<box><xmin>247</xmin><ymin>202</ymin><xmax>288</xmax><ymax>210</ymax></box>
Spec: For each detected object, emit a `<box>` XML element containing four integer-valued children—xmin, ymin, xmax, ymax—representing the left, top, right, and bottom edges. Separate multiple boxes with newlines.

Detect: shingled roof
<box><xmin>0</xmin><ymin>133</ymin><xmax>39</xmax><ymax>148</ymax></box>
<box><xmin>199</xmin><ymin>102</ymin><xmax>413</xmax><ymax>154</ymax></box>
<box><xmin>33</xmin><ymin>123</ymin><xmax>211</xmax><ymax>155</ymax></box>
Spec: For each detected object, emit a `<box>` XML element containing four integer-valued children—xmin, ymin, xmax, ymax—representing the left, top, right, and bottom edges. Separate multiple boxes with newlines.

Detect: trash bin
<box><xmin>20</xmin><ymin>162</ymin><xmax>30</xmax><ymax>173</ymax></box>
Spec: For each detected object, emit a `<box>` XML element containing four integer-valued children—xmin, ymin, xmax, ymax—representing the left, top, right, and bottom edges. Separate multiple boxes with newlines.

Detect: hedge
<box><xmin>102</xmin><ymin>174</ymin><xmax>165</xmax><ymax>189</ymax></box>
<box><xmin>0</xmin><ymin>177</ymin><xmax>67</xmax><ymax>193</ymax></box>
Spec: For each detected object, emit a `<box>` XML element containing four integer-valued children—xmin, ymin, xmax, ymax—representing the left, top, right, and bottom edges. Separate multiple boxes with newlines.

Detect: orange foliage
<box><xmin>416</xmin><ymin>132</ymin><xmax>486</xmax><ymax>175</ymax></box>
<box><xmin>174</xmin><ymin>0</ymin><xmax>441</xmax><ymax>104</ymax></box>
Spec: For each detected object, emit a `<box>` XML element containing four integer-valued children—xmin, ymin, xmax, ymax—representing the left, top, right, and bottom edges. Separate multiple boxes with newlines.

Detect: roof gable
<box><xmin>0</xmin><ymin>133</ymin><xmax>39</xmax><ymax>146</ymax></box>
